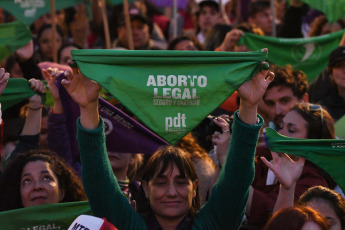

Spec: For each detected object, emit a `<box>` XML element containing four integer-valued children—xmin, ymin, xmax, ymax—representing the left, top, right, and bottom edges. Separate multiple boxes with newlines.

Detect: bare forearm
<box><xmin>80</xmin><ymin>101</ymin><xmax>100</xmax><ymax>130</ymax></box>
<box><xmin>21</xmin><ymin>107</ymin><xmax>41</xmax><ymax>135</ymax></box>
<box><xmin>239</xmin><ymin>100</ymin><xmax>258</xmax><ymax>125</ymax></box>
<box><xmin>273</xmin><ymin>184</ymin><xmax>296</xmax><ymax>214</ymax></box>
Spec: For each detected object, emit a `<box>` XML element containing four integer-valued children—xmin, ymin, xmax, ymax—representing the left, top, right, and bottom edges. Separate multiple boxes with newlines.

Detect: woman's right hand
<box><xmin>261</xmin><ymin>152</ymin><xmax>305</xmax><ymax>190</ymax></box>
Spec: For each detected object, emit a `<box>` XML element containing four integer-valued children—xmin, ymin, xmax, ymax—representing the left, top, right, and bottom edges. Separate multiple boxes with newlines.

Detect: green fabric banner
<box><xmin>0</xmin><ymin>78</ymin><xmax>36</xmax><ymax>111</ymax></box>
<box><xmin>0</xmin><ymin>20</ymin><xmax>32</xmax><ymax>61</ymax></box>
<box><xmin>266</xmin><ymin>128</ymin><xmax>345</xmax><ymax>193</ymax></box>
<box><xmin>0</xmin><ymin>201</ymin><xmax>92</xmax><ymax>230</ymax></box>
<box><xmin>238</xmin><ymin>30</ymin><xmax>344</xmax><ymax>82</ymax></box>
<box><xmin>0</xmin><ymin>0</ymin><xmax>90</xmax><ymax>25</ymax></box>
<box><xmin>335</xmin><ymin>115</ymin><xmax>345</xmax><ymax>139</ymax></box>
<box><xmin>71</xmin><ymin>49</ymin><xmax>267</xmax><ymax>144</ymax></box>
<box><xmin>301</xmin><ymin>0</ymin><xmax>345</xmax><ymax>23</ymax></box>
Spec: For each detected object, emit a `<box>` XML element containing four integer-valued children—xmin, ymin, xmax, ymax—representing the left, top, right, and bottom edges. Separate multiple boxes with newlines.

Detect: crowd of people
<box><xmin>0</xmin><ymin>0</ymin><xmax>345</xmax><ymax>229</ymax></box>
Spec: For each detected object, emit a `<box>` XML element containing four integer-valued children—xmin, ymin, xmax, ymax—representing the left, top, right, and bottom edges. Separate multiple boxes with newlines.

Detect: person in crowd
<box><xmin>313</xmin><ymin>47</ymin><xmax>345</xmax><ymax>121</ymax></box>
<box><xmin>298</xmin><ymin>186</ymin><xmax>345</xmax><ymax>230</ymax></box>
<box><xmin>247</xmin><ymin>0</ymin><xmax>273</xmax><ymax>36</ymax></box>
<box><xmin>113</xmin><ymin>14</ymin><xmax>161</xmax><ymax>50</ymax></box>
<box><xmin>35</xmin><ymin>24</ymin><xmax>64</xmax><ymax>62</ymax></box>
<box><xmin>60</xmin><ymin>55</ymin><xmax>274</xmax><ymax>229</ymax></box>
<box><xmin>58</xmin><ymin>43</ymin><xmax>82</xmax><ymax>66</ymax></box>
<box><xmin>167</xmin><ymin>36</ymin><xmax>204</xmax><ymax>51</ymax></box>
<box><xmin>264</xmin><ymin>206</ymin><xmax>329</xmax><ymax>230</ymax></box>
<box><xmin>247</xmin><ymin>102</ymin><xmax>336</xmax><ymax>229</ymax></box>
<box><xmin>0</xmin><ymin>149</ymin><xmax>87</xmax><ymax>211</ymax></box>
<box><xmin>260</xmin><ymin>65</ymin><xmax>309</xmax><ymax>130</ymax></box>
<box><xmin>195</xmin><ymin>0</ymin><xmax>221</xmax><ymax>44</ymax></box>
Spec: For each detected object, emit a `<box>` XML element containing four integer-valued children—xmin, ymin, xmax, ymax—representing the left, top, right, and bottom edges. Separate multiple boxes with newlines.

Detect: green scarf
<box><xmin>238</xmin><ymin>30</ymin><xmax>344</xmax><ymax>82</ymax></box>
<box><xmin>266</xmin><ymin>128</ymin><xmax>345</xmax><ymax>192</ymax></box>
<box><xmin>0</xmin><ymin>78</ymin><xmax>47</xmax><ymax>111</ymax></box>
<box><xmin>0</xmin><ymin>0</ymin><xmax>91</xmax><ymax>25</ymax></box>
<box><xmin>0</xmin><ymin>20</ymin><xmax>32</xmax><ymax>61</ymax></box>
<box><xmin>71</xmin><ymin>49</ymin><xmax>267</xmax><ymax>144</ymax></box>
<box><xmin>0</xmin><ymin>201</ymin><xmax>91</xmax><ymax>230</ymax></box>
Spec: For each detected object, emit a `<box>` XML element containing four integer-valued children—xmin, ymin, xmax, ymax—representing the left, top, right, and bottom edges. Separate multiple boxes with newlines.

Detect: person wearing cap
<box><xmin>317</xmin><ymin>47</ymin><xmax>345</xmax><ymax>121</ymax></box>
<box><xmin>196</xmin><ymin>0</ymin><xmax>221</xmax><ymax>44</ymax></box>
<box><xmin>113</xmin><ymin>14</ymin><xmax>161</xmax><ymax>50</ymax></box>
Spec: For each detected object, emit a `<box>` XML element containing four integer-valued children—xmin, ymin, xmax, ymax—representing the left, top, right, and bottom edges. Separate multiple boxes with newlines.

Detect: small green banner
<box><xmin>266</xmin><ymin>128</ymin><xmax>345</xmax><ymax>193</ymax></box>
<box><xmin>239</xmin><ymin>30</ymin><xmax>344</xmax><ymax>82</ymax></box>
<box><xmin>0</xmin><ymin>201</ymin><xmax>92</xmax><ymax>230</ymax></box>
<box><xmin>0</xmin><ymin>20</ymin><xmax>32</xmax><ymax>61</ymax></box>
<box><xmin>71</xmin><ymin>49</ymin><xmax>267</xmax><ymax>144</ymax></box>
<box><xmin>0</xmin><ymin>0</ymin><xmax>90</xmax><ymax>25</ymax></box>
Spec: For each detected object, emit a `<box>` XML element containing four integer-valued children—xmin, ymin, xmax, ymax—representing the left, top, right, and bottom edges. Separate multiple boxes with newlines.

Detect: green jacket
<box><xmin>77</xmin><ymin>112</ymin><xmax>263</xmax><ymax>229</ymax></box>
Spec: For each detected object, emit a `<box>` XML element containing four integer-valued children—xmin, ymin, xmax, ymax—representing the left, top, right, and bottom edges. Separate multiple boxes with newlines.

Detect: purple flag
<box><xmin>57</xmin><ymin>76</ymin><xmax>168</xmax><ymax>155</ymax></box>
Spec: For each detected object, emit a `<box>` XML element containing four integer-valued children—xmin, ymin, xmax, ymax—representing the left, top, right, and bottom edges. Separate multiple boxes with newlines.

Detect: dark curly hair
<box><xmin>0</xmin><ymin>150</ymin><xmax>87</xmax><ymax>211</ymax></box>
<box><xmin>264</xmin><ymin>65</ymin><xmax>309</xmax><ymax>100</ymax></box>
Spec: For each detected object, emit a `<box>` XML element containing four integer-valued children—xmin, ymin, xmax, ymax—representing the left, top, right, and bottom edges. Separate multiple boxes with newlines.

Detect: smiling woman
<box><xmin>0</xmin><ymin>150</ymin><xmax>87</xmax><ymax>211</ymax></box>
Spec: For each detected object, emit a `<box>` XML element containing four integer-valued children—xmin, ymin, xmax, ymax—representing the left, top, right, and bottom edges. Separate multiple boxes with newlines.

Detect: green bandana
<box><xmin>0</xmin><ymin>20</ymin><xmax>32</xmax><ymax>61</ymax></box>
<box><xmin>301</xmin><ymin>0</ymin><xmax>345</xmax><ymax>23</ymax></box>
<box><xmin>335</xmin><ymin>115</ymin><xmax>345</xmax><ymax>139</ymax></box>
<box><xmin>1</xmin><ymin>0</ymin><xmax>90</xmax><ymax>25</ymax></box>
<box><xmin>109</xmin><ymin>0</ymin><xmax>136</xmax><ymax>5</ymax></box>
<box><xmin>71</xmin><ymin>49</ymin><xmax>267</xmax><ymax>144</ymax></box>
<box><xmin>266</xmin><ymin>128</ymin><xmax>345</xmax><ymax>192</ymax></box>
<box><xmin>238</xmin><ymin>30</ymin><xmax>344</xmax><ymax>82</ymax></box>
<box><xmin>0</xmin><ymin>78</ymin><xmax>46</xmax><ymax>111</ymax></box>
<box><xmin>0</xmin><ymin>201</ymin><xmax>91</xmax><ymax>230</ymax></box>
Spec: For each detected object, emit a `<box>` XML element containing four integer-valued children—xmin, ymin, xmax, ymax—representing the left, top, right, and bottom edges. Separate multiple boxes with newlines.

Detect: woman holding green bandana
<box><xmin>259</xmin><ymin>103</ymin><xmax>341</xmax><ymax>230</ymax></box>
<box><xmin>59</xmin><ymin>58</ymin><xmax>274</xmax><ymax>230</ymax></box>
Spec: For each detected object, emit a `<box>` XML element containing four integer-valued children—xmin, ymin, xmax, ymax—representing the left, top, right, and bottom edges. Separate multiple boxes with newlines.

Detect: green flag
<box><xmin>0</xmin><ymin>20</ymin><xmax>32</xmax><ymax>61</ymax></box>
<box><xmin>0</xmin><ymin>0</ymin><xmax>90</xmax><ymax>25</ymax></box>
<box><xmin>71</xmin><ymin>49</ymin><xmax>267</xmax><ymax>144</ymax></box>
<box><xmin>301</xmin><ymin>0</ymin><xmax>345</xmax><ymax>23</ymax></box>
<box><xmin>0</xmin><ymin>201</ymin><xmax>92</xmax><ymax>230</ymax></box>
<box><xmin>0</xmin><ymin>78</ymin><xmax>41</xmax><ymax>111</ymax></box>
<box><xmin>238</xmin><ymin>30</ymin><xmax>344</xmax><ymax>82</ymax></box>
<box><xmin>266</xmin><ymin>128</ymin><xmax>345</xmax><ymax>193</ymax></box>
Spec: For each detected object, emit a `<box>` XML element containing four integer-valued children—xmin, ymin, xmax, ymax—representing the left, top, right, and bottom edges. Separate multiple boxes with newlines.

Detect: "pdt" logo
<box><xmin>165</xmin><ymin>113</ymin><xmax>186</xmax><ymax>131</ymax></box>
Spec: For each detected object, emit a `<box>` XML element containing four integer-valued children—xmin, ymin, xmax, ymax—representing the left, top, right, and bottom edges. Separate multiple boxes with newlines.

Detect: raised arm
<box><xmin>194</xmin><ymin>57</ymin><xmax>274</xmax><ymax>229</ymax></box>
<box><xmin>62</xmin><ymin>64</ymin><xmax>146</xmax><ymax>229</ymax></box>
<box><xmin>261</xmin><ymin>152</ymin><xmax>305</xmax><ymax>213</ymax></box>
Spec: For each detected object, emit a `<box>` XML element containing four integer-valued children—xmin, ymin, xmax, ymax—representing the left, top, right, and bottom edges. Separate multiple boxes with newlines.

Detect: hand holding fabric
<box><xmin>62</xmin><ymin>61</ymin><xmax>101</xmax><ymax>129</ymax></box>
<box><xmin>15</xmin><ymin>40</ymin><xmax>34</xmax><ymax>62</ymax></box>
<box><xmin>43</xmin><ymin>68</ymin><xmax>64</xmax><ymax>114</ymax></box>
<box><xmin>217</xmin><ymin>29</ymin><xmax>244</xmax><ymax>52</ymax></box>
<box><xmin>238</xmin><ymin>55</ymin><xmax>274</xmax><ymax>124</ymax></box>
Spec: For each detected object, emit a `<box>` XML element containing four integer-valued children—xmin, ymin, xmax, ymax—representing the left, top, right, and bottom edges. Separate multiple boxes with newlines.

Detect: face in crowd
<box><xmin>198</xmin><ymin>5</ymin><xmax>220</xmax><ymax>34</ymax></box>
<box><xmin>20</xmin><ymin>160</ymin><xmax>64</xmax><ymax>207</ymax></box>
<box><xmin>117</xmin><ymin>18</ymin><xmax>150</xmax><ymax>50</ymax></box>
<box><xmin>38</xmin><ymin>27</ymin><xmax>63</xmax><ymax>60</ymax></box>
<box><xmin>248</xmin><ymin>7</ymin><xmax>273</xmax><ymax>36</ymax></box>
<box><xmin>332</xmin><ymin>60</ymin><xmax>345</xmax><ymax>92</ymax></box>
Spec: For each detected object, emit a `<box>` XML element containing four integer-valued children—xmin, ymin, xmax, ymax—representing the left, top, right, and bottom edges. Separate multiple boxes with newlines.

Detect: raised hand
<box><xmin>42</xmin><ymin>68</ymin><xmax>64</xmax><ymax>101</ymax></box>
<box><xmin>261</xmin><ymin>152</ymin><xmax>305</xmax><ymax>190</ymax></box>
<box><xmin>217</xmin><ymin>29</ymin><xmax>244</xmax><ymax>52</ymax></box>
<box><xmin>0</xmin><ymin>68</ymin><xmax>10</xmax><ymax>96</ymax></box>
<box><xmin>237</xmin><ymin>52</ymin><xmax>275</xmax><ymax>124</ymax></box>
<box><xmin>28</xmin><ymin>78</ymin><xmax>46</xmax><ymax>109</ymax></box>
<box><xmin>62</xmin><ymin>61</ymin><xmax>102</xmax><ymax>129</ymax></box>
<box><xmin>15</xmin><ymin>40</ymin><xmax>34</xmax><ymax>62</ymax></box>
